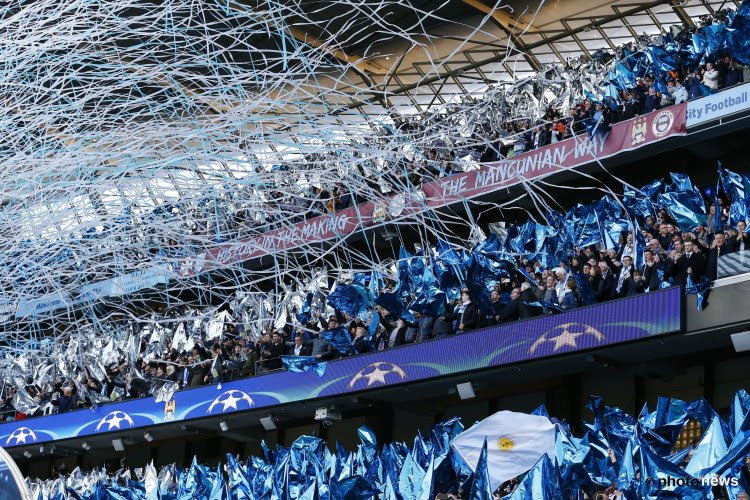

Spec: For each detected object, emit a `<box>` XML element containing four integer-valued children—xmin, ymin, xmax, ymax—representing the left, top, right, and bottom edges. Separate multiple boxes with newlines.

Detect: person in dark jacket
<box><xmin>494</xmin><ymin>288</ymin><xmax>521</xmax><ymax>323</ymax></box>
<box><xmin>537</xmin><ymin>124</ymin><xmax>552</xmax><ymax>148</ymax></box>
<box><xmin>595</xmin><ymin>262</ymin><xmax>617</xmax><ymax>302</ymax></box>
<box><xmin>685</xmin><ymin>71</ymin><xmax>703</xmax><ymax>100</ymax></box>
<box><xmin>537</xmin><ymin>275</ymin><xmax>558</xmax><ymax>313</ymax></box>
<box><xmin>432</xmin><ymin>303</ymin><xmax>455</xmax><ymax>338</ymax></box>
<box><xmin>412</xmin><ymin>312</ymin><xmax>435</xmax><ymax>343</ymax></box>
<box><xmin>619</xmin><ymin>91</ymin><xmax>639</xmax><ymax>120</ymax></box>
<box><xmin>289</xmin><ymin>334</ymin><xmax>312</xmax><ymax>356</ymax></box>
<box><xmin>490</xmin><ymin>290</ymin><xmax>505</xmax><ymax>322</ymax></box>
<box><xmin>588</xmin><ymin>265</ymin><xmax>602</xmax><ymax>295</ymax></box>
<box><xmin>642</xmin><ymin>87</ymin><xmax>661</xmax><ymax>113</ymax></box>
<box><xmin>52</xmin><ymin>386</ymin><xmax>78</xmax><ymax>413</ymax></box>
<box><xmin>310</xmin><ymin>336</ymin><xmax>335</xmax><ymax>360</ymax></box>
<box><xmin>380</xmin><ymin>314</ymin><xmax>410</xmax><ymax>348</ymax></box>
<box><xmin>724</xmin><ymin>59</ymin><xmax>744</xmax><ymax>87</ymax></box>
<box><xmin>625</xmin><ymin>270</ymin><xmax>647</xmax><ymax>296</ymax></box>
<box><xmin>100</xmin><ymin>370</ymin><xmax>127</xmax><ymax>399</ymax></box>
<box><xmin>642</xmin><ymin>250</ymin><xmax>662</xmax><ymax>291</ymax></box>
<box><xmin>403</xmin><ymin>318</ymin><xmax>419</xmax><ymax>343</ymax></box>
<box><xmin>0</xmin><ymin>398</ymin><xmax>15</xmax><ymax>421</ymax></box>
<box><xmin>727</xmin><ymin>221</ymin><xmax>750</xmax><ymax>253</ymax></box>
<box><xmin>164</xmin><ymin>365</ymin><xmax>178</xmax><ymax>383</ymax></box>
<box><xmin>258</xmin><ymin>332</ymin><xmax>285</xmax><ymax>372</ymax></box>
<box><xmin>665</xmin><ymin>240</ymin><xmax>705</xmax><ymax>286</ymax></box>
<box><xmin>352</xmin><ymin>327</ymin><xmax>371</xmax><ymax>354</ymax></box>
<box><xmin>558</xmin><ymin>280</ymin><xmax>580</xmax><ymax>309</ymax></box>
<box><xmin>694</xmin><ymin>232</ymin><xmax>729</xmax><ymax>280</ymax></box>
<box><xmin>455</xmin><ymin>289</ymin><xmax>480</xmax><ymax>333</ymax></box>
<box><xmin>518</xmin><ymin>282</ymin><xmax>540</xmax><ymax>318</ymax></box>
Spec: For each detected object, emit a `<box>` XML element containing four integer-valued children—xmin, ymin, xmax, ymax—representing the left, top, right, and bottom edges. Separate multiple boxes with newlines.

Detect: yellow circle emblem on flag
<box><xmin>497</xmin><ymin>436</ymin><xmax>515</xmax><ymax>451</ymax></box>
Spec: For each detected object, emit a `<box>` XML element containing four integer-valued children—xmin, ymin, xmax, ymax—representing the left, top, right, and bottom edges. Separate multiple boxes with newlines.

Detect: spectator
<box><xmin>725</xmin><ymin>58</ymin><xmax>744</xmax><ymax>87</ymax></box>
<box><xmin>403</xmin><ymin>316</ymin><xmax>419</xmax><ymax>343</ymax></box>
<box><xmin>695</xmin><ymin>232</ymin><xmax>729</xmax><ymax>280</ymax></box>
<box><xmin>558</xmin><ymin>280</ymin><xmax>580</xmax><ymax>309</ymax></box>
<box><xmin>310</xmin><ymin>335</ymin><xmax>335</xmax><ymax>360</ymax></box>
<box><xmin>672</xmin><ymin>79</ymin><xmax>688</xmax><ymax>104</ymax></box>
<box><xmin>685</xmin><ymin>70</ymin><xmax>703</xmax><ymax>99</ymax></box>
<box><xmin>432</xmin><ymin>307</ymin><xmax>455</xmax><ymax>339</ymax></box>
<box><xmin>554</xmin><ymin>268</ymin><xmax>569</xmax><ymax>299</ymax></box>
<box><xmin>608</xmin><ymin>253</ymin><xmax>633</xmax><ymax>297</ymax></box>
<box><xmin>413</xmin><ymin>311</ymin><xmax>435</xmax><ymax>343</ymax></box>
<box><xmin>495</xmin><ymin>287</ymin><xmax>521</xmax><ymax>323</ymax></box>
<box><xmin>51</xmin><ymin>386</ymin><xmax>78</xmax><ymax>413</ymax></box>
<box><xmin>380</xmin><ymin>314</ymin><xmax>408</xmax><ymax>348</ymax></box>
<box><xmin>0</xmin><ymin>398</ymin><xmax>15</xmax><ymax>421</ymax></box>
<box><xmin>595</xmin><ymin>261</ymin><xmax>617</xmax><ymax>302</ymax></box>
<box><xmin>625</xmin><ymin>270</ymin><xmax>647</xmax><ymax>296</ymax></box>
<box><xmin>681</xmin><ymin>239</ymin><xmax>706</xmax><ymax>283</ymax></box>
<box><xmin>661</xmin><ymin>81</ymin><xmax>676</xmax><ymax>107</ymax></box>
<box><xmin>455</xmin><ymin>289</ymin><xmax>479</xmax><ymax>334</ymax></box>
<box><xmin>352</xmin><ymin>327</ymin><xmax>371</xmax><ymax>353</ymax></box>
<box><xmin>643</xmin><ymin>87</ymin><xmax>661</xmax><ymax>113</ymax></box>
<box><xmin>702</xmin><ymin>62</ymin><xmax>720</xmax><ymax>90</ymax></box>
<box><xmin>642</xmin><ymin>250</ymin><xmax>662</xmax><ymax>291</ymax></box>
<box><xmin>290</xmin><ymin>334</ymin><xmax>311</xmax><ymax>356</ymax></box>
<box><xmin>727</xmin><ymin>220</ymin><xmax>749</xmax><ymax>253</ymax></box>
<box><xmin>538</xmin><ymin>275</ymin><xmax>558</xmax><ymax>310</ymax></box>
<box><xmin>165</xmin><ymin>365</ymin><xmax>178</xmax><ymax>383</ymax></box>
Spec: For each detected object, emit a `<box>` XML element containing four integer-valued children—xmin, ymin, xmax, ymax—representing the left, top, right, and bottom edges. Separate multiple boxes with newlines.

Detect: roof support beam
<box><xmin>227</xmin><ymin>0</ymin><xmax>388</xmax><ymax>76</ymax></box>
<box><xmin>284</xmin><ymin>26</ymin><xmax>389</xmax><ymax>75</ymax></box>
<box><xmin>461</xmin><ymin>0</ymin><xmax>542</xmax><ymax>71</ymax></box>
<box><xmin>341</xmin><ymin>0</ymin><xmax>670</xmax><ymax>116</ymax></box>
<box><xmin>669</xmin><ymin>0</ymin><xmax>696</xmax><ymax>28</ymax></box>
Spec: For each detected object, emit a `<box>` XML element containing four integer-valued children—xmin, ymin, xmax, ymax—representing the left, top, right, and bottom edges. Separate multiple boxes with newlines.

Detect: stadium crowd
<box><xmin>4</xmin><ymin>15</ymin><xmax>750</xmax><ymax>421</ymax></box>
<box><xmin>1</xmin><ymin>185</ymin><xmax>748</xmax><ymax>422</ymax></box>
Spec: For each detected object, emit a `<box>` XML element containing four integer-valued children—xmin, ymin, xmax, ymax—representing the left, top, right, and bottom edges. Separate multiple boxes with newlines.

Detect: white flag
<box><xmin>451</xmin><ymin>410</ymin><xmax>555</xmax><ymax>490</ymax></box>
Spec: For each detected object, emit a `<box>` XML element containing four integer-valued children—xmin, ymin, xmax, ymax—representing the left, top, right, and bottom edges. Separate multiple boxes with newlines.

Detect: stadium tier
<box><xmin>2</xmin><ymin>0</ymin><xmax>750</xmax><ymax>498</ymax></box>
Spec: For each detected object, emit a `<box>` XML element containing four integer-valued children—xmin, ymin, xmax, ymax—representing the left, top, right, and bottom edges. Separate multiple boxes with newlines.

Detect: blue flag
<box><xmin>319</xmin><ymin>326</ymin><xmax>355</xmax><ymax>355</ymax></box>
<box><xmin>684</xmin><ymin>414</ymin><xmax>728</xmax><ymax>476</ymax></box>
<box><xmin>281</xmin><ymin>355</ymin><xmax>327</xmax><ymax>377</ymax></box>
<box><xmin>507</xmin><ymin>453</ymin><xmax>563</xmax><ymax>500</ymax></box>
<box><xmin>467</xmin><ymin>439</ymin><xmax>492</xmax><ymax>500</ymax></box>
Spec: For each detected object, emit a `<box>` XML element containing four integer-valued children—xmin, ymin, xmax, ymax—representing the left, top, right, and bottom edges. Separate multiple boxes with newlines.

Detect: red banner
<box><xmin>176</xmin><ymin>103</ymin><xmax>687</xmax><ymax>277</ymax></box>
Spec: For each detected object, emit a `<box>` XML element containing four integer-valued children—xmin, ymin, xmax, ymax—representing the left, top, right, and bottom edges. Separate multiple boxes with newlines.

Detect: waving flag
<box><xmin>451</xmin><ymin>410</ymin><xmax>556</xmax><ymax>491</ymax></box>
<box><xmin>281</xmin><ymin>356</ymin><xmax>327</xmax><ymax>377</ymax></box>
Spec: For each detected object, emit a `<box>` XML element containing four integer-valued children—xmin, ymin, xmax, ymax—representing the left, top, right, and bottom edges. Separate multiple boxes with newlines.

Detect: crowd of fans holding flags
<box><xmin>24</xmin><ymin>389</ymin><xmax>750</xmax><ymax>499</ymax></box>
<box><xmin>2</xmin><ymin>164</ymin><xmax>749</xmax><ymax>423</ymax></box>
<box><xmin>6</xmin><ymin>0</ymin><xmax>750</xmax><ymax>435</ymax></box>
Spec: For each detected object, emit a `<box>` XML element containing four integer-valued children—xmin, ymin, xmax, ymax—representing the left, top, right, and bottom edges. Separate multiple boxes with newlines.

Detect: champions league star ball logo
<box><xmin>347</xmin><ymin>362</ymin><xmax>407</xmax><ymax>389</ymax></box>
<box><xmin>529</xmin><ymin>323</ymin><xmax>605</xmax><ymax>354</ymax></box>
<box><xmin>207</xmin><ymin>390</ymin><xmax>254</xmax><ymax>414</ymax></box>
<box><xmin>95</xmin><ymin>411</ymin><xmax>135</xmax><ymax>432</ymax></box>
<box><xmin>5</xmin><ymin>427</ymin><xmax>37</xmax><ymax>446</ymax></box>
